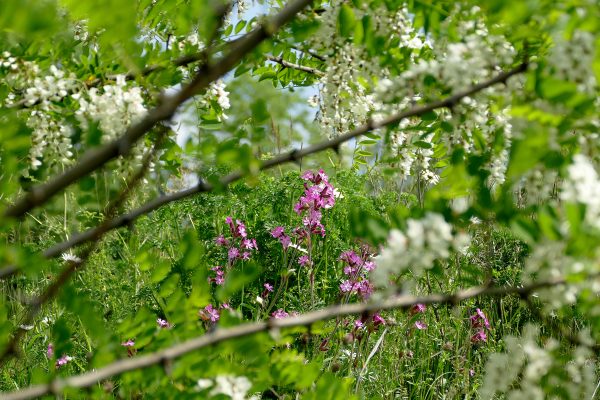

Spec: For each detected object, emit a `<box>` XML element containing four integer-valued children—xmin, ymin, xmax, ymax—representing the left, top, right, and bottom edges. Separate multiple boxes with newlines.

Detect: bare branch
<box><xmin>31</xmin><ymin>63</ymin><xmax>527</xmax><ymax>262</ymax></box>
<box><xmin>1</xmin><ymin>272</ymin><xmax>588</xmax><ymax>400</ymax></box>
<box><xmin>3</xmin><ymin>0</ymin><xmax>315</xmax><ymax>219</ymax></box>
<box><xmin>265</xmin><ymin>54</ymin><xmax>325</xmax><ymax>76</ymax></box>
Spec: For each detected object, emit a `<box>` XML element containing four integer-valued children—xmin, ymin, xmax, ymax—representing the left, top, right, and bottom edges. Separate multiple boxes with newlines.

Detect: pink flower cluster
<box><xmin>293</xmin><ymin>169</ymin><xmax>337</xmax><ymax>237</ymax></box>
<box><xmin>411</xmin><ymin>303</ymin><xmax>428</xmax><ymax>330</ymax></box>
<box><xmin>211</xmin><ymin>217</ymin><xmax>258</xmax><ymax>285</ymax></box>
<box><xmin>338</xmin><ymin>250</ymin><xmax>376</xmax><ymax>300</ymax></box>
<box><xmin>46</xmin><ymin>343</ymin><xmax>73</xmax><ymax>368</ymax></box>
<box><xmin>157</xmin><ymin>318</ymin><xmax>172</xmax><ymax>329</ymax></box>
<box><xmin>469</xmin><ymin>308</ymin><xmax>491</xmax><ymax>343</ymax></box>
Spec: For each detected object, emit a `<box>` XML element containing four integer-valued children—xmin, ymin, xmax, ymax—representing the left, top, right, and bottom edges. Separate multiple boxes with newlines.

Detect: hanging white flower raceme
<box><xmin>480</xmin><ymin>324</ymin><xmax>595</xmax><ymax>399</ymax></box>
<box><xmin>561</xmin><ymin>154</ymin><xmax>600</xmax><ymax>230</ymax></box>
<box><xmin>75</xmin><ymin>75</ymin><xmax>146</xmax><ymax>142</ymax></box>
<box><xmin>373</xmin><ymin>213</ymin><xmax>470</xmax><ymax>287</ymax></box>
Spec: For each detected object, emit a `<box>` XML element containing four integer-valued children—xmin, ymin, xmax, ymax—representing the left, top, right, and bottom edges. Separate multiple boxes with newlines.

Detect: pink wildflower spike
<box><xmin>47</xmin><ymin>343</ymin><xmax>54</xmax><ymax>358</ymax></box>
<box><xmin>271</xmin><ymin>309</ymin><xmax>289</xmax><ymax>319</ymax></box>
<box><xmin>471</xmin><ymin>329</ymin><xmax>487</xmax><ymax>343</ymax></box>
<box><xmin>55</xmin><ymin>355</ymin><xmax>72</xmax><ymax>368</ymax></box>
<box><xmin>470</xmin><ymin>308</ymin><xmax>491</xmax><ymax>330</ymax></box>
<box><xmin>121</xmin><ymin>339</ymin><xmax>135</xmax><ymax>347</ymax></box>
<box><xmin>235</xmin><ymin>220</ymin><xmax>247</xmax><ymax>238</ymax></box>
<box><xmin>410</xmin><ymin>303</ymin><xmax>427</xmax><ymax>315</ymax></box>
<box><xmin>414</xmin><ymin>321</ymin><xmax>428</xmax><ymax>330</ymax></box>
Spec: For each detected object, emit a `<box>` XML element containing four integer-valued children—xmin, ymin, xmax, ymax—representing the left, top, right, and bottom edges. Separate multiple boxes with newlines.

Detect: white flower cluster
<box><xmin>194</xmin><ymin>79</ymin><xmax>231</xmax><ymax>122</ymax></box>
<box><xmin>373</xmin><ymin>213</ymin><xmax>470</xmax><ymax>286</ymax></box>
<box><xmin>561</xmin><ymin>154</ymin><xmax>600</xmax><ymax>230</ymax></box>
<box><xmin>548</xmin><ymin>30</ymin><xmax>596</xmax><ymax>94</ymax></box>
<box><xmin>523</xmin><ymin>241</ymin><xmax>600</xmax><ymax>312</ymax></box>
<box><xmin>75</xmin><ymin>75</ymin><xmax>146</xmax><ymax>142</ymax></box>
<box><xmin>0</xmin><ymin>57</ymin><xmax>79</xmax><ymax>172</ymax></box>
<box><xmin>480</xmin><ymin>324</ymin><xmax>595</xmax><ymax>399</ymax></box>
<box><xmin>196</xmin><ymin>375</ymin><xmax>258</xmax><ymax>400</ymax></box>
<box><xmin>23</xmin><ymin>65</ymin><xmax>78</xmax><ymax>108</ymax></box>
<box><xmin>26</xmin><ymin>110</ymin><xmax>74</xmax><ymax>171</ymax></box>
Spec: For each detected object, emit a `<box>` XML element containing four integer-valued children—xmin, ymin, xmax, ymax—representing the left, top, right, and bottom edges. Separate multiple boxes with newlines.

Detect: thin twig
<box><xmin>265</xmin><ymin>54</ymin><xmax>325</xmax><ymax>76</ymax></box>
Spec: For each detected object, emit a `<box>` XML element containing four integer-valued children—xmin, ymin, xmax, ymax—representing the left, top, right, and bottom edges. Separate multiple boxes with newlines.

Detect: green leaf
<box><xmin>338</xmin><ymin>4</ymin><xmax>356</xmax><ymax>38</ymax></box>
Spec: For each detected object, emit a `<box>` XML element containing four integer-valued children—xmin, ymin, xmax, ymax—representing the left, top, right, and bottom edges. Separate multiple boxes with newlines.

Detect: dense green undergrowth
<box><xmin>2</xmin><ymin>169</ymin><xmax>573</xmax><ymax>399</ymax></box>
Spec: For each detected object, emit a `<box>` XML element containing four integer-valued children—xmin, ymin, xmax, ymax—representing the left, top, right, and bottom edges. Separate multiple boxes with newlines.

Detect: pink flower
<box><xmin>279</xmin><ymin>235</ymin><xmax>291</xmax><ymax>249</ymax></box>
<box><xmin>215</xmin><ymin>235</ymin><xmax>229</xmax><ymax>246</ymax></box>
<box><xmin>301</xmin><ymin>170</ymin><xmax>314</xmax><ymax>181</ymax></box>
<box><xmin>354</xmin><ymin>319</ymin><xmax>365</xmax><ymax>329</ymax></box>
<box><xmin>200</xmin><ymin>304</ymin><xmax>220</xmax><ymax>323</ymax></box>
<box><xmin>121</xmin><ymin>339</ymin><xmax>135</xmax><ymax>347</ymax></box>
<box><xmin>47</xmin><ymin>343</ymin><xmax>54</xmax><ymax>358</ymax></box>
<box><xmin>235</xmin><ymin>220</ymin><xmax>247</xmax><ymax>238</ymax></box>
<box><xmin>414</xmin><ymin>321</ymin><xmax>428</xmax><ymax>330</ymax></box>
<box><xmin>471</xmin><ymin>329</ymin><xmax>487</xmax><ymax>343</ymax></box>
<box><xmin>241</xmin><ymin>251</ymin><xmax>251</xmax><ymax>260</ymax></box>
<box><xmin>340</xmin><ymin>280</ymin><xmax>354</xmax><ymax>293</ymax></box>
<box><xmin>271</xmin><ymin>226</ymin><xmax>285</xmax><ymax>238</ymax></box>
<box><xmin>55</xmin><ymin>355</ymin><xmax>72</xmax><ymax>368</ymax></box>
<box><xmin>264</xmin><ymin>283</ymin><xmax>273</xmax><ymax>292</ymax></box>
<box><xmin>271</xmin><ymin>309</ymin><xmax>289</xmax><ymax>319</ymax></box>
<box><xmin>298</xmin><ymin>255</ymin><xmax>311</xmax><ymax>266</ymax></box>
<box><xmin>363</xmin><ymin>261</ymin><xmax>376</xmax><ymax>272</ymax></box>
<box><xmin>220</xmin><ymin>303</ymin><xmax>231</xmax><ymax>310</ymax></box>
<box><xmin>373</xmin><ymin>313</ymin><xmax>386</xmax><ymax>326</ymax></box>
<box><xmin>470</xmin><ymin>308</ymin><xmax>491</xmax><ymax>330</ymax></box>
<box><xmin>339</xmin><ymin>250</ymin><xmax>361</xmax><ymax>266</ymax></box>
<box><xmin>469</xmin><ymin>369</ymin><xmax>475</xmax><ymax>377</ymax></box>
<box><xmin>228</xmin><ymin>247</ymin><xmax>240</xmax><ymax>261</ymax></box>
<box><xmin>157</xmin><ymin>318</ymin><xmax>172</xmax><ymax>329</ymax></box>
<box><xmin>410</xmin><ymin>303</ymin><xmax>427</xmax><ymax>315</ymax></box>
<box><xmin>357</xmin><ymin>280</ymin><xmax>374</xmax><ymax>299</ymax></box>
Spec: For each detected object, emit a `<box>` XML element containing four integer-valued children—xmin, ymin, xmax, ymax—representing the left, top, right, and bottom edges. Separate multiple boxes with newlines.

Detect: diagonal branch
<box><xmin>265</xmin><ymin>54</ymin><xmax>325</xmax><ymax>76</ymax></box>
<box><xmin>27</xmin><ymin>62</ymin><xmax>527</xmax><ymax>264</ymax></box>
<box><xmin>3</xmin><ymin>0</ymin><xmax>315</xmax><ymax>219</ymax></box>
<box><xmin>1</xmin><ymin>272</ymin><xmax>591</xmax><ymax>400</ymax></box>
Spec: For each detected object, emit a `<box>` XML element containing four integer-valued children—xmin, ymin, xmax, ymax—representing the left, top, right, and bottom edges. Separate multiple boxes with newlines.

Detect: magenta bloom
<box><xmin>47</xmin><ymin>343</ymin><xmax>54</xmax><ymax>358</ymax></box>
<box><xmin>215</xmin><ymin>235</ymin><xmax>229</xmax><ymax>246</ymax></box>
<box><xmin>373</xmin><ymin>313</ymin><xmax>386</xmax><ymax>326</ymax></box>
<box><xmin>271</xmin><ymin>226</ymin><xmax>285</xmax><ymax>238</ymax></box>
<box><xmin>298</xmin><ymin>255</ymin><xmax>311</xmax><ymax>266</ymax></box>
<box><xmin>469</xmin><ymin>308</ymin><xmax>491</xmax><ymax>330</ymax></box>
<box><xmin>241</xmin><ymin>251</ymin><xmax>251</xmax><ymax>260</ymax></box>
<box><xmin>271</xmin><ymin>309</ymin><xmax>289</xmax><ymax>319</ymax></box>
<box><xmin>220</xmin><ymin>303</ymin><xmax>231</xmax><ymax>310</ymax></box>
<box><xmin>157</xmin><ymin>318</ymin><xmax>172</xmax><ymax>329</ymax></box>
<box><xmin>410</xmin><ymin>303</ymin><xmax>427</xmax><ymax>315</ymax></box>
<box><xmin>200</xmin><ymin>304</ymin><xmax>220</xmax><ymax>322</ymax></box>
<box><xmin>55</xmin><ymin>355</ymin><xmax>72</xmax><ymax>368</ymax></box>
<box><xmin>414</xmin><ymin>321</ymin><xmax>428</xmax><ymax>330</ymax></box>
<box><xmin>228</xmin><ymin>247</ymin><xmax>240</xmax><ymax>261</ymax></box>
<box><xmin>471</xmin><ymin>329</ymin><xmax>487</xmax><ymax>343</ymax></box>
<box><xmin>354</xmin><ymin>319</ymin><xmax>365</xmax><ymax>329</ymax></box>
<box><xmin>121</xmin><ymin>339</ymin><xmax>135</xmax><ymax>347</ymax></box>
<box><xmin>340</xmin><ymin>280</ymin><xmax>354</xmax><ymax>293</ymax></box>
<box><xmin>264</xmin><ymin>283</ymin><xmax>274</xmax><ymax>292</ymax></box>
